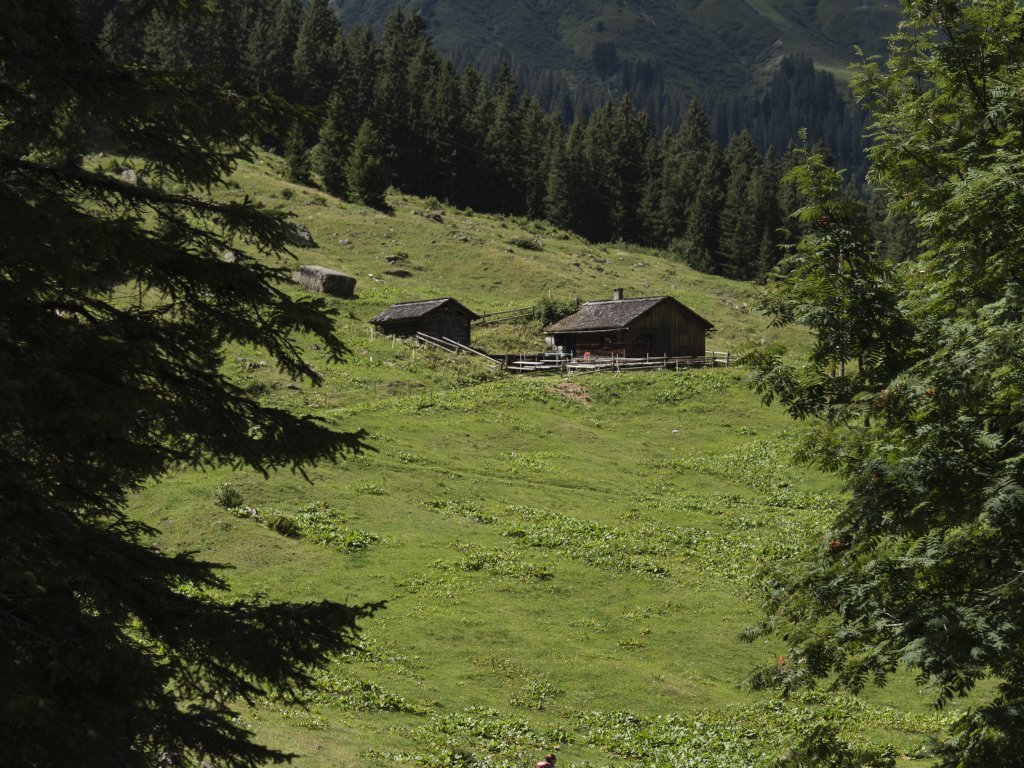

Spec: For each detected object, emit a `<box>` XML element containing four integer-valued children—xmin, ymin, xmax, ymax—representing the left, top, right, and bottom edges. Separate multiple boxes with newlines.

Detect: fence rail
<box><xmin>504</xmin><ymin>350</ymin><xmax>730</xmax><ymax>374</ymax></box>
<box><xmin>415</xmin><ymin>332</ymin><xmax>503</xmax><ymax>367</ymax></box>
<box><xmin>414</xmin><ymin>333</ymin><xmax>730</xmax><ymax>375</ymax></box>
<box><xmin>472</xmin><ymin>307</ymin><xmax>535</xmax><ymax>326</ymax></box>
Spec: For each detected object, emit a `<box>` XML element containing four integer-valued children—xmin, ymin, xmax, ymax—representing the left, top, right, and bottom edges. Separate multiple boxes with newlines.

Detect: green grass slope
<box><xmin>126</xmin><ymin>159</ymin><xmax>965</xmax><ymax>767</ymax></box>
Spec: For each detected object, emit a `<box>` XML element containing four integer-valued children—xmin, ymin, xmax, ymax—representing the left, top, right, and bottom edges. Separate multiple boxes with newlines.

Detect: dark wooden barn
<box><xmin>370</xmin><ymin>298</ymin><xmax>480</xmax><ymax>345</ymax></box>
<box><xmin>545</xmin><ymin>290</ymin><xmax>713</xmax><ymax>358</ymax></box>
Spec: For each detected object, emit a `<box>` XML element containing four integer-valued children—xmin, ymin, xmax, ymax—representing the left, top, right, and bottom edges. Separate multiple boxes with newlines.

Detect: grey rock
<box><xmin>287</xmin><ymin>222</ymin><xmax>317</xmax><ymax>248</ymax></box>
<box><xmin>293</xmin><ymin>265</ymin><xmax>356</xmax><ymax>298</ymax></box>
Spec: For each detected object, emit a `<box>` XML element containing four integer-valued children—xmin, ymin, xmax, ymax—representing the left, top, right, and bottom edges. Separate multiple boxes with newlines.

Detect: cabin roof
<box><xmin>370</xmin><ymin>297</ymin><xmax>480</xmax><ymax>324</ymax></box>
<box><xmin>545</xmin><ymin>296</ymin><xmax>713</xmax><ymax>333</ymax></box>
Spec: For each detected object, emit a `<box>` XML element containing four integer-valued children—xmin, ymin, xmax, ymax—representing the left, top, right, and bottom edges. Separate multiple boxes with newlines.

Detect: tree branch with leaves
<box><xmin>1</xmin><ymin>2</ymin><xmax>377</xmax><ymax>766</ymax></box>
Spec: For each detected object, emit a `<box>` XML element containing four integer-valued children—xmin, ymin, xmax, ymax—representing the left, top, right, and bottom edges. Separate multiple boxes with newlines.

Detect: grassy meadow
<box><xmin>125</xmin><ymin>156</ymin><xmax>964</xmax><ymax>767</ymax></box>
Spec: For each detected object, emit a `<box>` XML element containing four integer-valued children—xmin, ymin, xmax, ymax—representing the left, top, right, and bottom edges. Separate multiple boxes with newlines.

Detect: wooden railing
<box><xmin>414</xmin><ymin>332</ymin><xmax>503</xmax><ymax>367</ymax></box>
<box><xmin>504</xmin><ymin>351</ymin><xmax>731</xmax><ymax>374</ymax></box>
<box><xmin>471</xmin><ymin>307</ymin><xmax>535</xmax><ymax>325</ymax></box>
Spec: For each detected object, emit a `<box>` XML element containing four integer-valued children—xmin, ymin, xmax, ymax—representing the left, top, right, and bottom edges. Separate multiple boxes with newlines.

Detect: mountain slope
<box><xmin>333</xmin><ymin>0</ymin><xmax>901</xmax><ymax>108</ymax></box>
<box><xmin>119</xmin><ymin>156</ymin><xmax>971</xmax><ymax>766</ymax></box>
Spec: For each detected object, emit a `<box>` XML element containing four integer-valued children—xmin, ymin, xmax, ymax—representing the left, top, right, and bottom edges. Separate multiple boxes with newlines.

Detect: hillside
<box><xmin>114</xmin><ymin>155</ymin><xmax>980</xmax><ymax>767</ymax></box>
<box><xmin>332</xmin><ymin>0</ymin><xmax>901</xmax><ymax>111</ymax></box>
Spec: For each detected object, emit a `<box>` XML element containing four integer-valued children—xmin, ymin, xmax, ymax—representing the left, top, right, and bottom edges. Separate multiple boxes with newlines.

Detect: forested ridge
<box><xmin>330</xmin><ymin>0</ymin><xmax>894</xmax><ymax>162</ymax></box>
<box><xmin>84</xmin><ymin>0</ymin><xmax>907</xmax><ymax>281</ymax></box>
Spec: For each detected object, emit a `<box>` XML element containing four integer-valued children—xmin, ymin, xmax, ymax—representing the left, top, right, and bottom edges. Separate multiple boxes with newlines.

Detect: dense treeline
<box><xmin>467</xmin><ymin>51</ymin><xmax>872</xmax><ymax>183</ymax></box>
<box><xmin>85</xmin><ymin>0</ymin><xmax>907</xmax><ymax>280</ymax></box>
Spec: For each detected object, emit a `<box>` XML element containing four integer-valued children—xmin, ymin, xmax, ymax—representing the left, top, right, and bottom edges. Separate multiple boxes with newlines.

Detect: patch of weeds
<box><xmin>508</xmin><ymin>235</ymin><xmax>543</xmax><ymax>251</ymax></box>
<box><xmin>243</xmin><ymin>380</ymin><xmax>271</xmax><ymax>396</ymax></box>
<box><xmin>509</xmin><ymin>678</ymin><xmax>561</xmax><ymax>711</ymax></box>
<box><xmin>616</xmin><ymin>638</ymin><xmax>647</xmax><ymax>651</ymax></box>
<box><xmin>501</xmin><ymin>505</ymin><xmax>696</xmax><ymax>577</ymax></box>
<box><xmin>233</xmin><ymin>501</ymin><xmax>380</xmax><ymax>554</ymax></box>
<box><xmin>212</xmin><ymin>483</ymin><xmax>244</xmax><ymax>509</ymax></box>
<box><xmin>433</xmin><ymin>544</ymin><xmax>553</xmax><ymax>582</ymax></box>
<box><xmin>342</xmin><ymin>637</ymin><xmax>420</xmax><ymax>677</ymax></box>
<box><xmin>498</xmin><ymin>451</ymin><xmax>552</xmax><ymax>475</ymax></box>
<box><xmin>301</xmin><ymin>671</ymin><xmax>428</xmax><ymax>714</ymax></box>
<box><xmin>569</xmin><ymin>618</ymin><xmax>607</xmax><ymax>632</ymax></box>
<box><xmin>622</xmin><ymin>601</ymin><xmax>680</xmax><ymax>620</ymax></box>
<box><xmin>423</xmin><ymin>499</ymin><xmax>495</xmax><ymax>524</ymax></box>
<box><xmin>414</xmin><ymin>706</ymin><xmax>548</xmax><ymax>756</ymax></box>
<box><xmin>391</xmin><ymin>450</ymin><xmax>423</xmax><ymax>465</ymax></box>
<box><xmin>263</xmin><ymin>670</ymin><xmax>428</xmax><ymax>720</ymax></box>
<box><xmin>350</xmin><ymin>481</ymin><xmax>388</xmax><ymax>496</ymax></box>
<box><xmin>398</xmin><ymin>571</ymin><xmax>473</xmax><ymax>603</ymax></box>
<box><xmin>264</xmin><ymin>514</ymin><xmax>302</xmax><ymax>538</ymax></box>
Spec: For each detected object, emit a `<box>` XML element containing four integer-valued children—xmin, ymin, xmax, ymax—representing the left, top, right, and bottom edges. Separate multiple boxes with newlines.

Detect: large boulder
<box><xmin>287</xmin><ymin>222</ymin><xmax>317</xmax><ymax>248</ymax></box>
<box><xmin>294</xmin><ymin>265</ymin><xmax>356</xmax><ymax>298</ymax></box>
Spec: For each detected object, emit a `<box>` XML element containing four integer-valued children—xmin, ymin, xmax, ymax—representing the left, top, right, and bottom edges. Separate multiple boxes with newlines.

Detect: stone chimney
<box><xmin>613</xmin><ymin>288</ymin><xmax>624</xmax><ymax>301</ymax></box>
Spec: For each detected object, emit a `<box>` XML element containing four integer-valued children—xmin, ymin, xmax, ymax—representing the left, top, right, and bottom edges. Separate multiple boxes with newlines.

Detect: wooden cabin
<box><xmin>545</xmin><ymin>290</ymin><xmax>713</xmax><ymax>358</ymax></box>
<box><xmin>370</xmin><ymin>298</ymin><xmax>480</xmax><ymax>345</ymax></box>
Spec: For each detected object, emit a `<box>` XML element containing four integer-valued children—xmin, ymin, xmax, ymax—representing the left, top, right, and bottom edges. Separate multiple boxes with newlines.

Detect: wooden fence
<box><xmin>504</xmin><ymin>351</ymin><xmax>731</xmax><ymax>374</ymax></box>
<box><xmin>413</xmin><ymin>332</ymin><xmax>730</xmax><ymax>375</ymax></box>
<box><xmin>471</xmin><ymin>307</ymin><xmax>535</xmax><ymax>326</ymax></box>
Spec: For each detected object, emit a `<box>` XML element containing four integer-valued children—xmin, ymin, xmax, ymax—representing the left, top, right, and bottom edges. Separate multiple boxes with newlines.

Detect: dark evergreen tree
<box><xmin>142</xmin><ymin>5</ymin><xmax>206</xmax><ymax>71</ymax></box>
<box><xmin>345</xmin><ymin>119</ymin><xmax>389</xmax><ymax>210</ymax></box>
<box><xmin>246</xmin><ymin>0</ymin><xmax>301</xmax><ymax>98</ymax></box>
<box><xmin>452</xmin><ymin>66</ymin><xmax>492</xmax><ymax>207</ymax></box>
<box><xmin>373</xmin><ymin>9</ymin><xmax>431</xmax><ymax>189</ymax></box>
<box><xmin>519</xmin><ymin>97</ymin><xmax>558</xmax><ymax>220</ymax></box>
<box><xmin>752</xmin><ymin>145</ymin><xmax>785</xmax><ymax>277</ymax></box>
<box><xmin>674</xmin><ymin>143</ymin><xmax>726</xmax><ymax>272</ymax></box>
<box><xmin>98</xmin><ymin>5</ymin><xmax>140</xmax><ymax>65</ymax></box>
<box><xmin>659</xmin><ymin>99</ymin><xmax>711</xmax><ymax>246</ymax></box>
<box><xmin>1</xmin><ymin>2</ymin><xmax>374</xmax><ymax>766</ymax></box>
<box><xmin>311</xmin><ymin>91</ymin><xmax>352</xmax><ymax>197</ymax></box>
<box><xmin>422</xmin><ymin>58</ymin><xmax>464</xmax><ymax>200</ymax></box>
<box><xmin>284</xmin><ymin>119</ymin><xmax>312</xmax><ymax>185</ymax></box>
<box><xmin>605</xmin><ymin>95</ymin><xmax>652</xmax><ymax>244</ymax></box>
<box><xmin>484</xmin><ymin>60</ymin><xmax>526</xmax><ymax>213</ymax></box>
<box><xmin>543</xmin><ymin>124</ymin><xmax>574</xmax><ymax>230</ymax></box>
<box><xmin>719</xmin><ymin>131</ymin><xmax>762</xmax><ymax>279</ymax></box>
<box><xmin>292</xmin><ymin>0</ymin><xmax>341</xmax><ymax>105</ymax></box>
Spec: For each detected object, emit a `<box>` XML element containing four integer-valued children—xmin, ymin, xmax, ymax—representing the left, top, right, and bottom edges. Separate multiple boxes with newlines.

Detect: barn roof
<box><xmin>545</xmin><ymin>296</ymin><xmax>713</xmax><ymax>333</ymax></box>
<box><xmin>370</xmin><ymin>297</ymin><xmax>479</xmax><ymax>324</ymax></box>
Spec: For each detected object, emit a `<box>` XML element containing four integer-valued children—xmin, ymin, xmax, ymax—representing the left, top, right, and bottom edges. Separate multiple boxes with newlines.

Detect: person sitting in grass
<box><xmin>536</xmin><ymin>753</ymin><xmax>557</xmax><ymax>768</ymax></box>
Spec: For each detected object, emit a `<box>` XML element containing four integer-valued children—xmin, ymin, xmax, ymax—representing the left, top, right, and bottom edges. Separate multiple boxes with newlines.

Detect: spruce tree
<box><xmin>675</xmin><ymin>143</ymin><xmax>726</xmax><ymax>272</ymax></box>
<box><xmin>284</xmin><ymin>119</ymin><xmax>312</xmax><ymax>184</ymax></box>
<box><xmin>345</xmin><ymin>119</ymin><xmax>389</xmax><ymax>210</ymax></box>
<box><xmin>659</xmin><ymin>99</ymin><xmax>711</xmax><ymax>245</ymax></box>
<box><xmin>718</xmin><ymin>131</ymin><xmax>762</xmax><ymax>279</ymax></box>
<box><xmin>292</xmin><ymin>0</ymin><xmax>341</xmax><ymax>105</ymax></box>
<box><xmin>246</xmin><ymin>0</ymin><xmax>301</xmax><ymax>98</ymax></box>
<box><xmin>483</xmin><ymin>59</ymin><xmax>525</xmax><ymax>214</ymax></box>
<box><xmin>0</xmin><ymin>3</ymin><xmax>373</xmax><ymax>765</ymax></box>
<box><xmin>311</xmin><ymin>91</ymin><xmax>352</xmax><ymax>197</ymax></box>
<box><xmin>543</xmin><ymin>125</ymin><xmax>575</xmax><ymax>230</ymax></box>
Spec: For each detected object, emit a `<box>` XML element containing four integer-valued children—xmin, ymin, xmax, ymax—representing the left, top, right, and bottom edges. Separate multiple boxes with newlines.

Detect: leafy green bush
<box><xmin>508</xmin><ymin>235</ymin><xmax>542</xmax><ymax>251</ymax></box>
<box><xmin>265</xmin><ymin>514</ymin><xmax>302</xmax><ymax>538</ymax></box>
<box><xmin>534</xmin><ymin>297</ymin><xmax>581</xmax><ymax>325</ymax></box>
<box><xmin>212</xmin><ymin>483</ymin><xmax>244</xmax><ymax>509</ymax></box>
